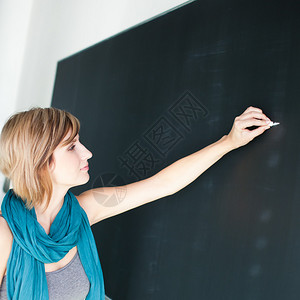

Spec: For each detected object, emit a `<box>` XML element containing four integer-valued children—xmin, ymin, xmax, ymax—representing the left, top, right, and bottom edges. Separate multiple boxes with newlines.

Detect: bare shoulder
<box><xmin>0</xmin><ymin>211</ymin><xmax>13</xmax><ymax>245</ymax></box>
<box><xmin>0</xmin><ymin>211</ymin><xmax>13</xmax><ymax>283</ymax></box>
<box><xmin>75</xmin><ymin>194</ymin><xmax>94</xmax><ymax>226</ymax></box>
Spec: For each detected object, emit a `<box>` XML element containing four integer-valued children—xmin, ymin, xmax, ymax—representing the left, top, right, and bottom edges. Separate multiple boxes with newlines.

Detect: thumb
<box><xmin>248</xmin><ymin>125</ymin><xmax>270</xmax><ymax>140</ymax></box>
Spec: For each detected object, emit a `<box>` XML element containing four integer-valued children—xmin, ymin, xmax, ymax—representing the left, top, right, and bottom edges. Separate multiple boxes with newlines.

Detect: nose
<box><xmin>81</xmin><ymin>144</ymin><xmax>93</xmax><ymax>160</ymax></box>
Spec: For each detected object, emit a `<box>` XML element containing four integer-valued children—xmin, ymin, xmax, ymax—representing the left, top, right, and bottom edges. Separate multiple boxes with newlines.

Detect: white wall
<box><xmin>0</xmin><ymin>0</ymin><xmax>34</xmax><ymax>127</ymax></box>
<box><xmin>15</xmin><ymin>0</ymin><xmax>192</xmax><ymax>111</ymax></box>
<box><xmin>0</xmin><ymin>0</ymin><xmax>34</xmax><ymax>201</ymax></box>
<box><xmin>0</xmin><ymin>0</ymin><xmax>191</xmax><ymax>200</ymax></box>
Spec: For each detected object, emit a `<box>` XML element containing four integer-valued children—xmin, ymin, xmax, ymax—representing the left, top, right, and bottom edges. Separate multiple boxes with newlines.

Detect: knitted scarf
<box><xmin>1</xmin><ymin>189</ymin><xmax>105</xmax><ymax>300</ymax></box>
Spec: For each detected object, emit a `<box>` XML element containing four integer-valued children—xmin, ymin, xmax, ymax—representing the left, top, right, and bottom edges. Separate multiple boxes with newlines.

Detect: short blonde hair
<box><xmin>0</xmin><ymin>107</ymin><xmax>80</xmax><ymax>212</ymax></box>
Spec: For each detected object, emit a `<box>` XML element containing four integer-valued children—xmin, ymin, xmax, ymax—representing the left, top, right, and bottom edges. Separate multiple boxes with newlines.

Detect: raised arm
<box><xmin>153</xmin><ymin>106</ymin><xmax>271</xmax><ymax>195</ymax></box>
<box><xmin>77</xmin><ymin>106</ymin><xmax>271</xmax><ymax>225</ymax></box>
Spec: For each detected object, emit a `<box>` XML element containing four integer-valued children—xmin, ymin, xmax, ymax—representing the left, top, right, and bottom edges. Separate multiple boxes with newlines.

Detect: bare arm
<box><xmin>152</xmin><ymin>106</ymin><xmax>271</xmax><ymax>195</ymax></box>
<box><xmin>78</xmin><ymin>106</ymin><xmax>271</xmax><ymax>224</ymax></box>
<box><xmin>153</xmin><ymin>135</ymin><xmax>234</xmax><ymax>196</ymax></box>
<box><xmin>0</xmin><ymin>214</ymin><xmax>13</xmax><ymax>286</ymax></box>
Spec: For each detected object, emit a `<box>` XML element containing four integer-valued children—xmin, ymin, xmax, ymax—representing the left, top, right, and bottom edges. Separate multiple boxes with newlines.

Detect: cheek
<box><xmin>49</xmin><ymin>149</ymin><xmax>84</xmax><ymax>185</ymax></box>
<box><xmin>53</xmin><ymin>156</ymin><xmax>78</xmax><ymax>177</ymax></box>
<box><xmin>65</xmin><ymin>152</ymin><xmax>80</xmax><ymax>165</ymax></box>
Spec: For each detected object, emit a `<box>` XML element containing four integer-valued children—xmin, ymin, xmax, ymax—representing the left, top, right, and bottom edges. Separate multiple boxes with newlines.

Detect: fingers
<box><xmin>234</xmin><ymin>106</ymin><xmax>272</xmax><ymax>131</ymax></box>
<box><xmin>247</xmin><ymin>124</ymin><xmax>270</xmax><ymax>140</ymax></box>
<box><xmin>228</xmin><ymin>106</ymin><xmax>271</xmax><ymax>148</ymax></box>
<box><xmin>237</xmin><ymin>118</ymin><xmax>270</xmax><ymax>130</ymax></box>
<box><xmin>238</xmin><ymin>111</ymin><xmax>270</xmax><ymax>121</ymax></box>
<box><xmin>242</xmin><ymin>106</ymin><xmax>263</xmax><ymax>114</ymax></box>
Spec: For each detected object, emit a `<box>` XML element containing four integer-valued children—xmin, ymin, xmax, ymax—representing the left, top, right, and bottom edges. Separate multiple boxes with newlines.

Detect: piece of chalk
<box><xmin>268</xmin><ymin>121</ymin><xmax>280</xmax><ymax>127</ymax></box>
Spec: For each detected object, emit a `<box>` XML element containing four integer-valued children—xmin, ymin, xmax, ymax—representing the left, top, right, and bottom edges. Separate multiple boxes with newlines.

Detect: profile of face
<box><xmin>49</xmin><ymin>130</ymin><xmax>93</xmax><ymax>189</ymax></box>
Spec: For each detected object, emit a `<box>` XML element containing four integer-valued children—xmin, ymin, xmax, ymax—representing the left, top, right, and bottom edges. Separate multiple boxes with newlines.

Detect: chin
<box><xmin>82</xmin><ymin>174</ymin><xmax>90</xmax><ymax>184</ymax></box>
<box><xmin>76</xmin><ymin>174</ymin><xmax>90</xmax><ymax>186</ymax></box>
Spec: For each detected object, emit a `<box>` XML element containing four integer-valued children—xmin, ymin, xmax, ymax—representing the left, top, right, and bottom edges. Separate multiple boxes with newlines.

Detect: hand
<box><xmin>226</xmin><ymin>106</ymin><xmax>271</xmax><ymax>149</ymax></box>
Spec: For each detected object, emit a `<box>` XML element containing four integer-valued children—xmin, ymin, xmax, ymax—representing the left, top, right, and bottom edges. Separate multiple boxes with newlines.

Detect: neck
<box><xmin>35</xmin><ymin>185</ymin><xmax>69</xmax><ymax>228</ymax></box>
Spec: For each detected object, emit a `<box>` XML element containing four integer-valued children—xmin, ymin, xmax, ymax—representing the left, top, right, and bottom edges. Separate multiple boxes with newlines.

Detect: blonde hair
<box><xmin>0</xmin><ymin>107</ymin><xmax>80</xmax><ymax>212</ymax></box>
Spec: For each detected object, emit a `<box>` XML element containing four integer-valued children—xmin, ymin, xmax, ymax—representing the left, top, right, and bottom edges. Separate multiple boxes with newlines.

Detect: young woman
<box><xmin>0</xmin><ymin>106</ymin><xmax>271</xmax><ymax>299</ymax></box>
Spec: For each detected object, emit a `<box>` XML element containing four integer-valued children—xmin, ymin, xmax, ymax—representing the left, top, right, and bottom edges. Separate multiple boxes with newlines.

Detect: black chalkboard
<box><xmin>51</xmin><ymin>0</ymin><xmax>300</xmax><ymax>299</ymax></box>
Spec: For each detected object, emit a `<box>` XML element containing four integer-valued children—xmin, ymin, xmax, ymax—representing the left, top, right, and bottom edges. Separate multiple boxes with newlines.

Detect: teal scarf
<box><xmin>1</xmin><ymin>189</ymin><xmax>105</xmax><ymax>300</ymax></box>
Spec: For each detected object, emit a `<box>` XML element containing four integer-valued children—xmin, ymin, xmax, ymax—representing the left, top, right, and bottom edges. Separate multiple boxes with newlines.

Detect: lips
<box><xmin>81</xmin><ymin>164</ymin><xmax>89</xmax><ymax>170</ymax></box>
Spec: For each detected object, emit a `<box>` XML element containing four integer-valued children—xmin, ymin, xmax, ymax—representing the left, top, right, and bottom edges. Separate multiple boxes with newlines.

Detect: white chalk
<box><xmin>268</xmin><ymin>121</ymin><xmax>280</xmax><ymax>127</ymax></box>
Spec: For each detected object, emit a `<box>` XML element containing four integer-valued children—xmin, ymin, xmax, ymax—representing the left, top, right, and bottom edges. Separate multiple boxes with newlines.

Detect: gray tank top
<box><xmin>0</xmin><ymin>214</ymin><xmax>91</xmax><ymax>300</ymax></box>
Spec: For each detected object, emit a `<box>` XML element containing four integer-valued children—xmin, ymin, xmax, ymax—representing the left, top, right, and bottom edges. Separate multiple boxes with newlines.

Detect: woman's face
<box><xmin>49</xmin><ymin>130</ymin><xmax>93</xmax><ymax>189</ymax></box>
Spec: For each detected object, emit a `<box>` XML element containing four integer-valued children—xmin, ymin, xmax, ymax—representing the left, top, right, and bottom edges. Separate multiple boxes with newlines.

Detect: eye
<box><xmin>68</xmin><ymin>144</ymin><xmax>76</xmax><ymax>151</ymax></box>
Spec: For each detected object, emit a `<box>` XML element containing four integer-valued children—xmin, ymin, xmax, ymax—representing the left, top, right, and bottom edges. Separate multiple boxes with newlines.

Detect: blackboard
<box><xmin>51</xmin><ymin>0</ymin><xmax>300</xmax><ymax>299</ymax></box>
